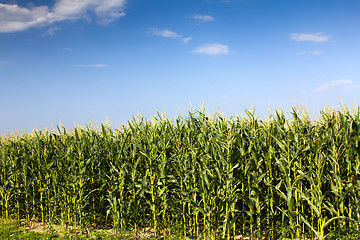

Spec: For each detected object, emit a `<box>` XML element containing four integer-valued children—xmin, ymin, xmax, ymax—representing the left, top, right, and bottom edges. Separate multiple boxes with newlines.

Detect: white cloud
<box><xmin>42</xmin><ymin>27</ymin><xmax>61</xmax><ymax>36</ymax></box>
<box><xmin>75</xmin><ymin>64</ymin><xmax>108</xmax><ymax>68</ymax></box>
<box><xmin>315</xmin><ymin>79</ymin><xmax>353</xmax><ymax>92</ymax></box>
<box><xmin>192</xmin><ymin>43</ymin><xmax>229</xmax><ymax>55</ymax></box>
<box><xmin>0</xmin><ymin>0</ymin><xmax>126</xmax><ymax>33</ymax></box>
<box><xmin>148</xmin><ymin>28</ymin><xmax>182</xmax><ymax>38</ymax></box>
<box><xmin>53</xmin><ymin>0</ymin><xmax>126</xmax><ymax>25</ymax></box>
<box><xmin>193</xmin><ymin>14</ymin><xmax>214</xmax><ymax>23</ymax></box>
<box><xmin>290</xmin><ymin>33</ymin><xmax>330</xmax><ymax>43</ymax></box>
<box><xmin>0</xmin><ymin>60</ymin><xmax>8</xmax><ymax>65</ymax></box>
<box><xmin>312</xmin><ymin>50</ymin><xmax>322</xmax><ymax>55</ymax></box>
<box><xmin>0</xmin><ymin>4</ymin><xmax>53</xmax><ymax>32</ymax></box>
<box><xmin>182</xmin><ymin>36</ymin><xmax>193</xmax><ymax>43</ymax></box>
<box><xmin>296</xmin><ymin>50</ymin><xmax>322</xmax><ymax>56</ymax></box>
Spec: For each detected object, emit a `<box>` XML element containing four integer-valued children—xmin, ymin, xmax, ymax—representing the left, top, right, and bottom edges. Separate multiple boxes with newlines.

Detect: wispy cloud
<box><xmin>296</xmin><ymin>50</ymin><xmax>322</xmax><ymax>56</ymax></box>
<box><xmin>192</xmin><ymin>43</ymin><xmax>229</xmax><ymax>55</ymax></box>
<box><xmin>0</xmin><ymin>60</ymin><xmax>8</xmax><ymax>65</ymax></box>
<box><xmin>148</xmin><ymin>28</ymin><xmax>182</xmax><ymax>38</ymax></box>
<box><xmin>312</xmin><ymin>50</ymin><xmax>322</xmax><ymax>55</ymax></box>
<box><xmin>75</xmin><ymin>64</ymin><xmax>108</xmax><ymax>68</ymax></box>
<box><xmin>193</xmin><ymin>14</ymin><xmax>214</xmax><ymax>23</ymax></box>
<box><xmin>290</xmin><ymin>33</ymin><xmax>330</xmax><ymax>43</ymax></box>
<box><xmin>53</xmin><ymin>0</ymin><xmax>126</xmax><ymax>25</ymax></box>
<box><xmin>315</xmin><ymin>79</ymin><xmax>353</xmax><ymax>92</ymax></box>
<box><xmin>0</xmin><ymin>0</ymin><xmax>126</xmax><ymax>33</ymax></box>
<box><xmin>182</xmin><ymin>36</ymin><xmax>193</xmax><ymax>43</ymax></box>
<box><xmin>42</xmin><ymin>27</ymin><xmax>61</xmax><ymax>36</ymax></box>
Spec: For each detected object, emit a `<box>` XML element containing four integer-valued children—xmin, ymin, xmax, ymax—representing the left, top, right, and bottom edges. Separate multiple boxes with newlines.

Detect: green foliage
<box><xmin>1</xmin><ymin>106</ymin><xmax>360</xmax><ymax>239</ymax></box>
<box><xmin>327</xmin><ymin>226</ymin><xmax>360</xmax><ymax>240</ymax></box>
<box><xmin>0</xmin><ymin>220</ymin><xmax>59</xmax><ymax>239</ymax></box>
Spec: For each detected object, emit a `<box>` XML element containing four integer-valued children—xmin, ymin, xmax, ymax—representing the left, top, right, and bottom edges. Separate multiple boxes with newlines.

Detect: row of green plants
<box><xmin>1</xmin><ymin>106</ymin><xmax>360</xmax><ymax>239</ymax></box>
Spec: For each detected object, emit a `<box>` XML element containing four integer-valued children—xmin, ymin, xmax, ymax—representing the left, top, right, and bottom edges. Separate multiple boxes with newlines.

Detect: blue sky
<box><xmin>1</xmin><ymin>0</ymin><xmax>360</xmax><ymax>134</ymax></box>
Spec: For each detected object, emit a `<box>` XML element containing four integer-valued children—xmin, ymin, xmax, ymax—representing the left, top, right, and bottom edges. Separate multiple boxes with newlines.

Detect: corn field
<box><xmin>1</xmin><ymin>106</ymin><xmax>360</xmax><ymax>239</ymax></box>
